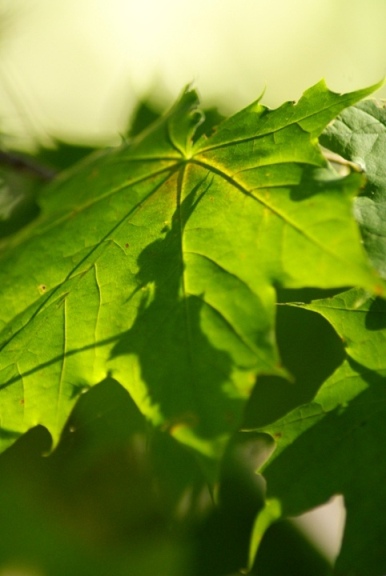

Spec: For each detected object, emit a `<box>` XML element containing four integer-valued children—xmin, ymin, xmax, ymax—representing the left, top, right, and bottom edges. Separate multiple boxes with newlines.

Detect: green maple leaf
<box><xmin>249</xmin><ymin>288</ymin><xmax>386</xmax><ymax>575</ymax></box>
<box><xmin>321</xmin><ymin>99</ymin><xmax>386</xmax><ymax>278</ymax></box>
<box><xmin>248</xmin><ymin>98</ymin><xmax>386</xmax><ymax>572</ymax></box>
<box><xmin>0</xmin><ymin>81</ymin><xmax>382</xmax><ymax>459</ymax></box>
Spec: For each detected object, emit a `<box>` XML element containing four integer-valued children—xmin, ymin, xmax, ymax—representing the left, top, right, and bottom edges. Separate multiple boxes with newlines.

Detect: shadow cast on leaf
<box><xmin>110</xmin><ymin>170</ymin><xmax>243</xmax><ymax>443</ymax></box>
<box><xmin>260</xmin><ymin>361</ymin><xmax>386</xmax><ymax>576</ymax></box>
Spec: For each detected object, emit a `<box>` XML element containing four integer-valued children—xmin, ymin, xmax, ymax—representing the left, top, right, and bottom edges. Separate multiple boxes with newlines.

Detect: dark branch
<box><xmin>0</xmin><ymin>150</ymin><xmax>57</xmax><ymax>181</ymax></box>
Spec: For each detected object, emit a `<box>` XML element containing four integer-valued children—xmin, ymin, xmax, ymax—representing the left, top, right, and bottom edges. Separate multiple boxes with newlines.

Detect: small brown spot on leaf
<box><xmin>38</xmin><ymin>284</ymin><xmax>47</xmax><ymax>294</ymax></box>
<box><xmin>125</xmin><ymin>243</ymin><xmax>129</xmax><ymax>249</ymax></box>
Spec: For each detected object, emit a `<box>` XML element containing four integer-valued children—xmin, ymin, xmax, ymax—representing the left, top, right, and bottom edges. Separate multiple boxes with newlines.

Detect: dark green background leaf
<box><xmin>250</xmin><ymin>289</ymin><xmax>386</xmax><ymax>575</ymax></box>
<box><xmin>0</xmin><ymin>381</ymin><xmax>193</xmax><ymax>576</ymax></box>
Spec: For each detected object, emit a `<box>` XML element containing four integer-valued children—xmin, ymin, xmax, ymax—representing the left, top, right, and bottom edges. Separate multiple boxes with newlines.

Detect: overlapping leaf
<box><xmin>250</xmin><ymin>288</ymin><xmax>386</xmax><ymax>575</ymax></box>
<box><xmin>0</xmin><ymin>82</ymin><xmax>382</xmax><ymax>459</ymax></box>
<box><xmin>247</xmin><ymin>99</ymin><xmax>386</xmax><ymax>575</ymax></box>
<box><xmin>321</xmin><ymin>99</ymin><xmax>386</xmax><ymax>277</ymax></box>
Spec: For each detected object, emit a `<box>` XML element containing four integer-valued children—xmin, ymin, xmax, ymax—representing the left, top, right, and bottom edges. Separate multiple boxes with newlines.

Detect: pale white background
<box><xmin>0</xmin><ymin>0</ymin><xmax>385</xmax><ymax>146</ymax></box>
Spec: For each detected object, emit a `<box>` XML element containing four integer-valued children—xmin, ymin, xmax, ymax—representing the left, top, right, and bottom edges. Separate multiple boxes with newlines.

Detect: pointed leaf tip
<box><xmin>167</xmin><ymin>87</ymin><xmax>204</xmax><ymax>157</ymax></box>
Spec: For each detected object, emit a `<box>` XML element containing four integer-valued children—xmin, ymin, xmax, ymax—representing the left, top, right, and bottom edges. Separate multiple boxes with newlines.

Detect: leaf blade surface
<box><xmin>0</xmin><ymin>83</ymin><xmax>382</xmax><ymax>458</ymax></box>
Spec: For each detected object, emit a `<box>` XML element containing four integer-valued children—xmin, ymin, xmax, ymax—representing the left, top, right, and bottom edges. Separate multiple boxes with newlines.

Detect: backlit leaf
<box><xmin>0</xmin><ymin>82</ymin><xmax>382</xmax><ymax>460</ymax></box>
<box><xmin>250</xmin><ymin>289</ymin><xmax>386</xmax><ymax>575</ymax></box>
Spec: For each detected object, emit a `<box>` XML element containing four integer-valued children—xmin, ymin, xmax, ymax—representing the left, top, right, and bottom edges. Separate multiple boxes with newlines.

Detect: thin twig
<box><xmin>0</xmin><ymin>149</ymin><xmax>57</xmax><ymax>181</ymax></box>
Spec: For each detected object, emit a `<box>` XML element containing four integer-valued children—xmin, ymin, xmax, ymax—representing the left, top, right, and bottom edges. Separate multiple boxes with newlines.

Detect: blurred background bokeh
<box><xmin>0</xmin><ymin>0</ymin><xmax>385</xmax><ymax>148</ymax></box>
